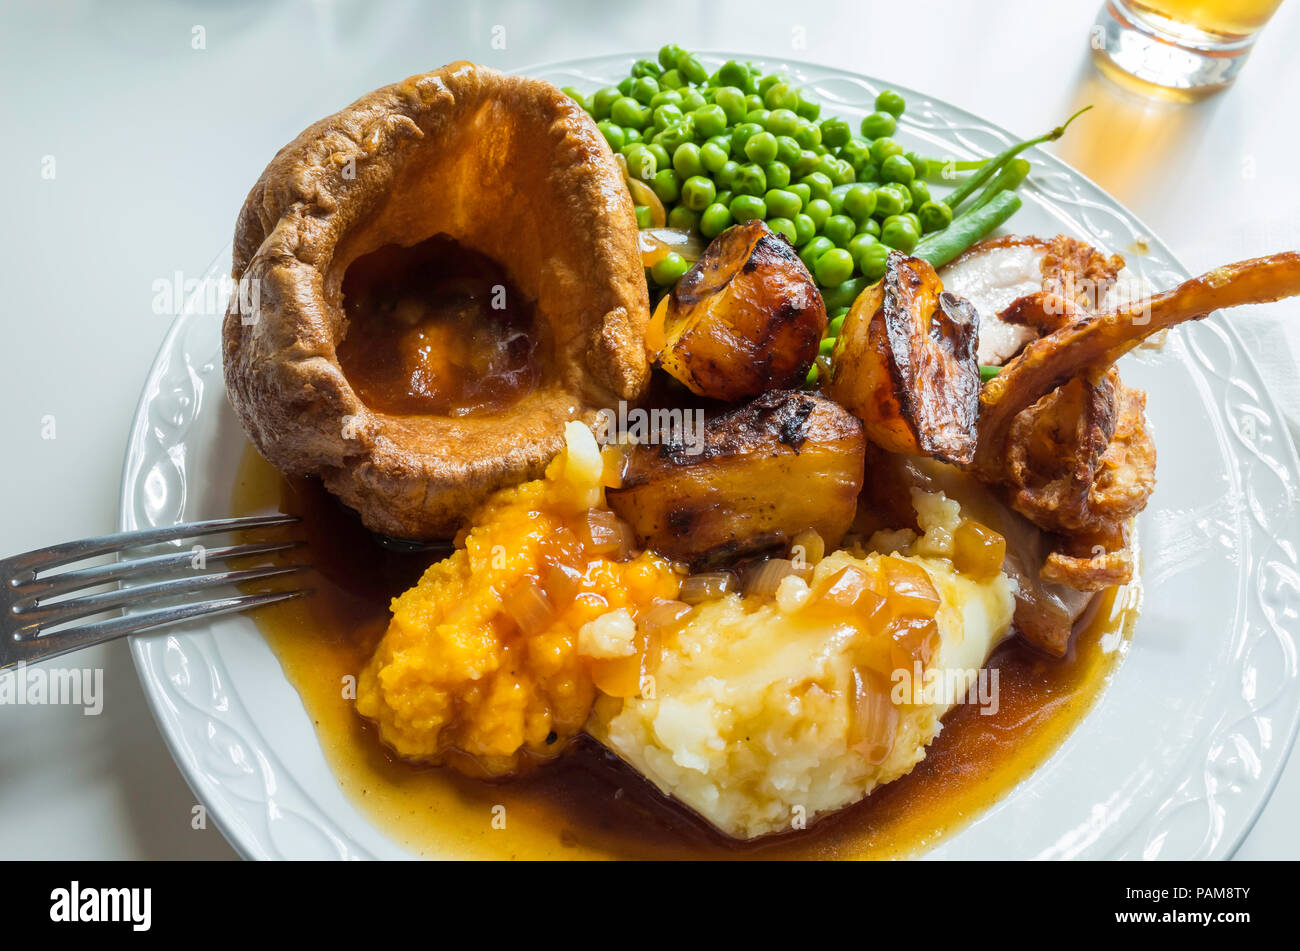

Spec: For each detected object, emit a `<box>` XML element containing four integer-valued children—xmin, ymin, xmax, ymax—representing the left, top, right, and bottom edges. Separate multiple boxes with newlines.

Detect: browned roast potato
<box><xmin>606</xmin><ymin>390</ymin><xmax>865</xmax><ymax>564</ymax></box>
<box><xmin>825</xmin><ymin>251</ymin><xmax>981</xmax><ymax>465</ymax></box>
<box><xmin>654</xmin><ymin>220</ymin><xmax>826</xmax><ymax>401</ymax></box>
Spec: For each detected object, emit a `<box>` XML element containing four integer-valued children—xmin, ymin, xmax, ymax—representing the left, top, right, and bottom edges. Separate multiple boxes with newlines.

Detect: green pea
<box><xmin>733</xmin><ymin>163</ymin><xmax>767</xmax><ymax>196</ymax></box>
<box><xmin>805</xmin><ymin>197</ymin><xmax>832</xmax><ymax>231</ymax></box>
<box><xmin>767</xmin><ymin>216</ymin><xmax>798</xmax><ymax>243</ymax></box>
<box><xmin>917</xmin><ymin>200</ymin><xmax>953</xmax><ymax>233</ymax></box>
<box><xmin>860</xmin><ymin>111</ymin><xmax>896</xmax><ymax>140</ymax></box>
<box><xmin>667</xmin><ymin>205</ymin><xmax>700</xmax><ymax>231</ymax></box>
<box><xmin>681</xmin><ymin>174</ymin><xmax>717</xmax><ymax>211</ymax></box>
<box><xmin>848</xmin><ymin>232</ymin><xmax>879</xmax><ymax>269</ymax></box>
<box><xmin>700</xmin><ymin>141</ymin><xmax>730</xmax><ymax>174</ymax></box>
<box><xmin>830</xmin><ymin>157</ymin><xmax>857</xmax><ymax>186</ymax></box>
<box><xmin>860</xmin><ymin>217</ymin><xmax>881</xmax><ymax>238</ymax></box>
<box><xmin>592</xmin><ymin>86</ymin><xmax>621</xmax><ymax>119</ymax></box>
<box><xmin>820</xmin><ymin>117</ymin><xmax>852</xmax><ymax>149</ymax></box>
<box><xmin>680</xmin><ymin>89</ymin><xmax>706</xmax><ymax>112</ymax></box>
<box><xmin>908</xmin><ymin>179</ymin><xmax>932</xmax><ymax>207</ymax></box>
<box><xmin>789</xmin><ymin>182</ymin><xmax>812</xmax><ymax>207</ymax></box>
<box><xmin>716</xmin><ymin>160</ymin><xmax>741</xmax><ymax>190</ymax></box>
<box><xmin>880</xmin><ymin>215</ymin><xmax>919</xmax><ymax>253</ymax></box>
<box><xmin>652</xmin><ymin>168</ymin><xmax>681</xmax><ymax>204</ymax></box>
<box><xmin>815</xmin><ymin>153</ymin><xmax>841</xmax><ymax>181</ymax></box>
<box><xmin>815</xmin><ymin>248</ymin><xmax>855</xmax><ymax>286</ymax></box>
<box><xmin>869</xmin><ymin>136</ymin><xmax>904</xmax><ymax>164</ymax></box>
<box><xmin>876</xmin><ymin>89</ymin><xmax>906</xmax><ymax>118</ymax></box>
<box><xmin>651</xmin><ymin>250</ymin><xmax>689</xmax><ymax>284</ymax></box>
<box><xmin>660</xmin><ymin>69</ymin><xmax>685</xmax><ymax>90</ymax></box>
<box><xmin>617</xmin><ymin>76</ymin><xmax>636</xmax><ymax>96</ymax></box>
<box><xmin>676</xmin><ymin>52</ymin><xmax>709</xmax><ymax>85</ymax></box>
<box><xmin>839</xmin><ymin>138</ymin><xmax>872</xmax><ymax>169</ymax></box>
<box><xmin>765</xmin><ymin>188</ymin><xmax>803</xmax><ymax>219</ymax></box>
<box><xmin>903</xmin><ymin>212</ymin><xmax>922</xmax><ymax>234</ymax></box>
<box><xmin>653</xmin><ymin>104</ymin><xmax>684</xmax><ymax>132</ymax></box>
<box><xmin>730</xmin><ymin>122</ymin><xmax>763</xmax><ymax>158</ymax></box>
<box><xmin>700</xmin><ymin>202</ymin><xmax>734</xmax><ymax>238</ymax></box>
<box><xmin>634</xmin><ymin>204</ymin><xmax>653</xmax><ymax>228</ymax></box>
<box><xmin>631</xmin><ymin>76</ymin><xmax>660</xmax><ymax>105</ymax></box>
<box><xmin>713</xmin><ymin>189</ymin><xmax>733</xmax><ymax>207</ymax></box>
<box><xmin>763</xmin><ymin>82</ymin><xmax>800</xmax><ymax>112</ymax></box>
<box><xmin>673</xmin><ymin>142</ymin><xmax>704</xmax><ymax>178</ymax></box>
<box><xmin>597</xmin><ymin>120</ymin><xmax>626</xmax><ymax>151</ymax></box>
<box><xmin>775</xmin><ymin>135</ymin><xmax>802</xmax><ymax>165</ymax></box>
<box><xmin>793</xmin><ymin>213</ymin><xmax>816</xmax><ymax>246</ymax></box>
<box><xmin>763</xmin><ymin>161</ymin><xmax>792</xmax><ymax>189</ymax></box>
<box><xmin>624</xmin><ymin>144</ymin><xmax>657</xmax><ymax>181</ymax></box>
<box><xmin>611</xmin><ymin>97</ymin><xmax>648</xmax><ymax>129</ymax></box>
<box><xmin>856</xmin><ymin>160</ymin><xmax>880</xmax><ymax>184</ymax></box>
<box><xmin>861</xmin><ymin>241</ymin><xmax>891</xmax><ymax>279</ymax></box>
<box><xmin>745</xmin><ymin>109</ymin><xmax>772</xmax><ymax>127</ymax></box>
<box><xmin>883</xmin><ymin>181</ymin><xmax>913</xmax><ymax>212</ymax></box>
<box><xmin>880</xmin><ymin>153</ymin><xmax>915</xmax><ymax>185</ymax></box>
<box><xmin>744</xmin><ymin>131</ymin><xmax>779</xmax><ymax>165</ymax></box>
<box><xmin>799</xmin><ymin>236</ymin><xmax>835</xmax><ymax>271</ymax></box>
<box><xmin>823</xmin><ymin>214</ymin><xmax>857</xmax><ymax>248</ymax></box>
<box><xmin>904</xmin><ymin>151</ymin><xmax>928</xmax><ymax>177</ymax></box>
<box><xmin>730</xmin><ymin>193</ymin><xmax>767</xmax><ymax>223</ymax></box>
<box><xmin>650</xmin><ymin>89</ymin><xmax>683</xmax><ymax>110</ymax></box>
<box><xmin>654</xmin><ymin>118</ymin><xmax>695</xmax><ymax>152</ymax></box>
<box><xmin>658</xmin><ymin>44</ymin><xmax>686</xmax><ymax>71</ymax></box>
<box><xmin>715</xmin><ymin>87</ymin><xmax>748</xmax><ymax>124</ymax></box>
<box><xmin>818</xmin><ymin>337</ymin><xmax>837</xmax><ymax>359</ymax></box>
<box><xmin>794</xmin><ymin>120</ymin><xmax>822</xmax><ymax>150</ymax></box>
<box><xmin>646</xmin><ymin>143</ymin><xmax>671</xmax><ymax>170</ymax></box>
<box><xmin>800</xmin><ymin>172</ymin><xmax>833</xmax><ymax>201</ymax></box>
<box><xmin>744</xmin><ymin>93</ymin><xmax>764</xmax><ymax>112</ymax></box>
<box><xmin>795</xmin><ymin>96</ymin><xmax>821</xmax><ymax>121</ymax></box>
<box><xmin>757</xmin><ymin>73</ymin><xmax>786</xmax><ymax>95</ymax></box>
<box><xmin>828</xmin><ymin>312</ymin><xmax>847</xmax><ymax>336</ymax></box>
<box><xmin>765</xmin><ymin>108</ymin><xmax>800</xmax><ymax>138</ymax></box>
<box><xmin>843</xmin><ymin>184</ymin><xmax>878</xmax><ymax>223</ymax></box>
<box><xmin>872</xmin><ymin>185</ymin><xmax>905</xmax><ymax>218</ymax></box>
<box><xmin>717</xmin><ymin>60</ymin><xmax>753</xmax><ymax>93</ymax></box>
<box><xmin>828</xmin><ymin>186</ymin><xmax>849</xmax><ymax>216</ymax></box>
<box><xmin>791</xmin><ymin>149</ymin><xmax>821</xmax><ymax>177</ymax></box>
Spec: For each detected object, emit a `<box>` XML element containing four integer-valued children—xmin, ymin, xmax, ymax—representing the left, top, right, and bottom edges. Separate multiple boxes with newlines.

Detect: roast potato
<box><xmin>825</xmin><ymin>251</ymin><xmax>980</xmax><ymax>465</ymax></box>
<box><xmin>606</xmin><ymin>390</ymin><xmax>865</xmax><ymax>564</ymax></box>
<box><xmin>655</xmin><ymin>220</ymin><xmax>826</xmax><ymax>401</ymax></box>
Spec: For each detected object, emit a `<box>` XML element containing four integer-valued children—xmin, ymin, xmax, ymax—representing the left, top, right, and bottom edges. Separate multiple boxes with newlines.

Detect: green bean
<box><xmin>913</xmin><ymin>191</ymin><xmax>1023</xmax><ymax>268</ymax></box>
<box><xmin>946</xmin><ymin>106</ymin><xmax>1091</xmax><ymax>212</ymax></box>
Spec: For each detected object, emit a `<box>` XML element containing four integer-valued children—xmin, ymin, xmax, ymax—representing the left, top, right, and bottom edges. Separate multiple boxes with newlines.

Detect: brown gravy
<box><xmin>232</xmin><ymin>445</ymin><xmax>1139</xmax><ymax>859</ymax></box>
<box><xmin>337</xmin><ymin>234</ymin><xmax>544</xmax><ymax>417</ymax></box>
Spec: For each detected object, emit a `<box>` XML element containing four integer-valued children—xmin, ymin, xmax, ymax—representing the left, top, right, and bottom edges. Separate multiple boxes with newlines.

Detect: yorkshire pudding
<box><xmin>223</xmin><ymin>62</ymin><xmax>649</xmax><ymax>539</ymax></box>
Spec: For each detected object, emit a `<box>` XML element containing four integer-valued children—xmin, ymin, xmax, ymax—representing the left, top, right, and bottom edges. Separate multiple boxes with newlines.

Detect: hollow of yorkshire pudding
<box><xmin>222</xmin><ymin>62</ymin><xmax>649</xmax><ymax>539</ymax></box>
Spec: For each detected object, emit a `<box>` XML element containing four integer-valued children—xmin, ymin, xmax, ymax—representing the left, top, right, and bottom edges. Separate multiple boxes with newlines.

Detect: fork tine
<box><xmin>8</xmin><ymin>540</ymin><xmax>302</xmax><ymax>603</ymax></box>
<box><xmin>0</xmin><ymin>514</ymin><xmax>300</xmax><ymax>581</ymax></box>
<box><xmin>1</xmin><ymin>589</ymin><xmax>310</xmax><ymax>671</ymax></box>
<box><xmin>10</xmin><ymin>564</ymin><xmax>307</xmax><ymax>637</ymax></box>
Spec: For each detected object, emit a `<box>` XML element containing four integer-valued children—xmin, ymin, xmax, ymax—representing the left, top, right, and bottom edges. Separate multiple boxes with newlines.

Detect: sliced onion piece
<box><xmin>744</xmin><ymin>558</ymin><xmax>795</xmax><ymax>599</ymax></box>
<box><xmin>577</xmin><ymin>508</ymin><xmax>635</xmax><ymax>560</ymax></box>
<box><xmin>639</xmin><ymin>598</ymin><xmax>693</xmax><ymax>635</ymax></box>
<box><xmin>501</xmin><ymin>576</ymin><xmax>556</xmax><ymax>637</ymax></box>
<box><xmin>849</xmin><ymin>667</ymin><xmax>900</xmax><ymax>766</ymax></box>
<box><xmin>678</xmin><ymin>570</ymin><xmax>739</xmax><ymax>605</ymax></box>
<box><xmin>638</xmin><ymin>227</ymin><xmax>706</xmax><ymax>268</ymax></box>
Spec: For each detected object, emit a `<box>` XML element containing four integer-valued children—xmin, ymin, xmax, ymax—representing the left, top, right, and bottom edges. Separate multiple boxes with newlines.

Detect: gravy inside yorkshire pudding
<box><xmin>223</xmin><ymin>62</ymin><xmax>649</xmax><ymax>539</ymax></box>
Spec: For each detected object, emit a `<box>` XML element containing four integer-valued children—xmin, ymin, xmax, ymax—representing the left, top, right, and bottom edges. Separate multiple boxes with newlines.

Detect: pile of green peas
<box><xmin>563</xmin><ymin>45</ymin><xmax>955</xmax><ymax>301</ymax></box>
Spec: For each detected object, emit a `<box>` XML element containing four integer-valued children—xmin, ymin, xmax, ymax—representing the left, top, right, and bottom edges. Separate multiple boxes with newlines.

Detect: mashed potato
<box><xmin>356</xmin><ymin>424</ymin><xmax>682</xmax><ymax>777</ymax></box>
<box><xmin>587</xmin><ymin>489</ymin><xmax>1016</xmax><ymax>840</ymax></box>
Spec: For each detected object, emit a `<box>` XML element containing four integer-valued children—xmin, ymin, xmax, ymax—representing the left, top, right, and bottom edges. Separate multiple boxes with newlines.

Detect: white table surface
<box><xmin>2</xmin><ymin>0</ymin><xmax>1297</xmax><ymax>860</ymax></box>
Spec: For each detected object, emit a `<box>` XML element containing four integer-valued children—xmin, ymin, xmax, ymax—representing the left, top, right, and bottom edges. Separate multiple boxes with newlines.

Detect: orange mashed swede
<box><xmin>356</xmin><ymin>422</ymin><xmax>684</xmax><ymax>777</ymax></box>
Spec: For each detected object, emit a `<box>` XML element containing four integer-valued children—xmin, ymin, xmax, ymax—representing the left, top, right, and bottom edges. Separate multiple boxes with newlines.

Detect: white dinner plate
<box><xmin>120</xmin><ymin>52</ymin><xmax>1300</xmax><ymax>860</ymax></box>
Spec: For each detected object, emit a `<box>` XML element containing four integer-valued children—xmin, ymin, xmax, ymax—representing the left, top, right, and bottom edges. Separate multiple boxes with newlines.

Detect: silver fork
<box><xmin>1</xmin><ymin>515</ymin><xmax>309</xmax><ymax>671</ymax></box>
